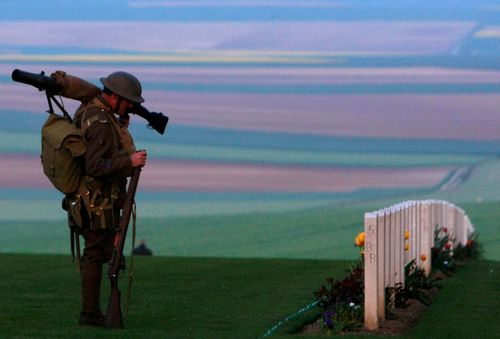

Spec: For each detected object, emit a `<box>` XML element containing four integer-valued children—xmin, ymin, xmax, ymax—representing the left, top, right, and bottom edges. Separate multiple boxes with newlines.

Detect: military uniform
<box><xmin>51</xmin><ymin>70</ymin><xmax>144</xmax><ymax>327</ymax></box>
<box><xmin>72</xmin><ymin>94</ymin><xmax>136</xmax><ymax>326</ymax></box>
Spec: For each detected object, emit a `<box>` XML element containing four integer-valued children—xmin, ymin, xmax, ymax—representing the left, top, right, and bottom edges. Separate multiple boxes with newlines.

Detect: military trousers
<box><xmin>80</xmin><ymin>227</ymin><xmax>115</xmax><ymax>315</ymax></box>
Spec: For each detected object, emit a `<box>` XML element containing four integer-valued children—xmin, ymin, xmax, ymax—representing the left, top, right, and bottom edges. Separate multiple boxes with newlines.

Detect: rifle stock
<box><xmin>105</xmin><ymin>166</ymin><xmax>142</xmax><ymax>329</ymax></box>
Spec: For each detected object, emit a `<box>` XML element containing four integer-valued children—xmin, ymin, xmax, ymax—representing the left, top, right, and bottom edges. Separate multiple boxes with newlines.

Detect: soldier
<box><xmin>72</xmin><ymin>72</ymin><xmax>147</xmax><ymax>326</ymax></box>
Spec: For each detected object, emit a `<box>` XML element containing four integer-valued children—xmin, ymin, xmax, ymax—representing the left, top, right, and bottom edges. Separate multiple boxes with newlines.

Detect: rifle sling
<box><xmin>124</xmin><ymin>202</ymin><xmax>137</xmax><ymax>320</ymax></box>
<box><xmin>75</xmin><ymin>231</ymin><xmax>82</xmax><ymax>273</ymax></box>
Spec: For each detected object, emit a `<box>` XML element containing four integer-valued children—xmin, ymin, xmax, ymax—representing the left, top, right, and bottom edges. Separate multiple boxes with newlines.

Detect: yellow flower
<box><xmin>354</xmin><ymin>236</ymin><xmax>362</xmax><ymax>247</ymax></box>
<box><xmin>354</xmin><ymin>232</ymin><xmax>365</xmax><ymax>247</ymax></box>
<box><xmin>404</xmin><ymin>230</ymin><xmax>410</xmax><ymax>240</ymax></box>
<box><xmin>405</xmin><ymin>243</ymin><xmax>410</xmax><ymax>251</ymax></box>
<box><xmin>420</xmin><ymin>254</ymin><xmax>427</xmax><ymax>261</ymax></box>
<box><xmin>358</xmin><ymin>231</ymin><xmax>365</xmax><ymax>243</ymax></box>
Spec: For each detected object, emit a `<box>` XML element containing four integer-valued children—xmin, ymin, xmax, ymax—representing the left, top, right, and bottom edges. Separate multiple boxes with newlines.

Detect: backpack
<box><xmin>41</xmin><ymin>113</ymin><xmax>86</xmax><ymax>194</ymax></box>
<box><xmin>40</xmin><ymin>70</ymin><xmax>99</xmax><ymax>195</ymax></box>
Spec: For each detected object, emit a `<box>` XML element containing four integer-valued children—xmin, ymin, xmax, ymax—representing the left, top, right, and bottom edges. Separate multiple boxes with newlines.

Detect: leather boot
<box><xmin>79</xmin><ymin>310</ymin><xmax>105</xmax><ymax>327</ymax></box>
<box><xmin>80</xmin><ymin>261</ymin><xmax>105</xmax><ymax>326</ymax></box>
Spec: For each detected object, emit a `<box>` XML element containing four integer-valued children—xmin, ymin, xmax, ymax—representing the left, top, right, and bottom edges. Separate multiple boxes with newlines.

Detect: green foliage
<box><xmin>386</xmin><ymin>228</ymin><xmax>484</xmax><ymax>328</ymax></box>
<box><xmin>405</xmin><ymin>260</ymin><xmax>440</xmax><ymax>295</ymax></box>
<box><xmin>453</xmin><ymin>232</ymin><xmax>483</xmax><ymax>261</ymax></box>
<box><xmin>314</xmin><ymin>263</ymin><xmax>365</xmax><ymax>334</ymax></box>
<box><xmin>314</xmin><ymin>264</ymin><xmax>364</xmax><ymax>310</ymax></box>
<box><xmin>431</xmin><ymin>227</ymin><xmax>459</xmax><ymax>274</ymax></box>
<box><xmin>386</xmin><ymin>260</ymin><xmax>441</xmax><ymax>309</ymax></box>
<box><xmin>321</xmin><ymin>302</ymin><xmax>363</xmax><ymax>335</ymax></box>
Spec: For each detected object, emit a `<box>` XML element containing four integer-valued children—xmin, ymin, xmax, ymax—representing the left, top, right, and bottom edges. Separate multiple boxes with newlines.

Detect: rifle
<box><xmin>105</xmin><ymin>166</ymin><xmax>142</xmax><ymax>329</ymax></box>
<box><xmin>11</xmin><ymin>69</ymin><xmax>169</xmax><ymax>135</ymax></box>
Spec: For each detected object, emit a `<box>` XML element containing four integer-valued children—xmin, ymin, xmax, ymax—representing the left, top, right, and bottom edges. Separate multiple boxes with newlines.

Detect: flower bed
<box><xmin>299</xmin><ymin>227</ymin><xmax>481</xmax><ymax>336</ymax></box>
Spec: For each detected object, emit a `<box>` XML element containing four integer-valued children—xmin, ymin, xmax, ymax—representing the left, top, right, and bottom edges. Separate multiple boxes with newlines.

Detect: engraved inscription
<box><xmin>368</xmin><ymin>223</ymin><xmax>376</xmax><ymax>234</ymax></box>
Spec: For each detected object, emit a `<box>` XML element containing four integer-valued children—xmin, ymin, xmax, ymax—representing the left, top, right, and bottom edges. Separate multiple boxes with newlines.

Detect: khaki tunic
<box><xmin>74</xmin><ymin>95</ymin><xmax>135</xmax><ymax>228</ymax></box>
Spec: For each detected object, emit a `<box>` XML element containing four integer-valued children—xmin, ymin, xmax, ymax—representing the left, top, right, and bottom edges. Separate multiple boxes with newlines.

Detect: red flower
<box><xmin>444</xmin><ymin>241</ymin><xmax>452</xmax><ymax>250</ymax></box>
<box><xmin>467</xmin><ymin>239</ymin><xmax>474</xmax><ymax>247</ymax></box>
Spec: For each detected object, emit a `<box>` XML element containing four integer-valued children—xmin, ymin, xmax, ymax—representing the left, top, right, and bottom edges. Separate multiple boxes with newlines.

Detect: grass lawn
<box><xmin>460</xmin><ymin>201</ymin><xmax>500</xmax><ymax>261</ymax></box>
<box><xmin>0</xmin><ymin>254</ymin><xmax>347</xmax><ymax>338</ymax></box>
<box><xmin>0</xmin><ymin>254</ymin><xmax>498</xmax><ymax>338</ymax></box>
<box><xmin>409</xmin><ymin>260</ymin><xmax>500</xmax><ymax>339</ymax></box>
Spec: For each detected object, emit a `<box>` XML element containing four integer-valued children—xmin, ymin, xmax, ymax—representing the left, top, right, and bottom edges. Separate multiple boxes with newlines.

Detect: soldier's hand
<box><xmin>130</xmin><ymin>150</ymin><xmax>147</xmax><ymax>167</ymax></box>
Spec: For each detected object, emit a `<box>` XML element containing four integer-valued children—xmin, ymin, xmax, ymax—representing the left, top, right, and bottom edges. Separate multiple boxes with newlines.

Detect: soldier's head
<box><xmin>100</xmin><ymin>71</ymin><xmax>144</xmax><ymax>115</ymax></box>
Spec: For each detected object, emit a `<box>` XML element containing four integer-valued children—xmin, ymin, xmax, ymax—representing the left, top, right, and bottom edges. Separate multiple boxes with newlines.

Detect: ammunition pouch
<box><xmin>72</xmin><ymin>176</ymin><xmax>121</xmax><ymax>230</ymax></box>
<box><xmin>62</xmin><ymin>196</ymin><xmax>81</xmax><ymax>229</ymax></box>
<box><xmin>62</xmin><ymin>196</ymin><xmax>83</xmax><ymax>272</ymax></box>
<box><xmin>65</xmin><ymin>195</ymin><xmax>84</xmax><ymax>229</ymax></box>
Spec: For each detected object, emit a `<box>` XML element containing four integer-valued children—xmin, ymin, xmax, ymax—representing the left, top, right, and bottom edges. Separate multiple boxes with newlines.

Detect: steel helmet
<box><xmin>100</xmin><ymin>71</ymin><xmax>145</xmax><ymax>103</ymax></box>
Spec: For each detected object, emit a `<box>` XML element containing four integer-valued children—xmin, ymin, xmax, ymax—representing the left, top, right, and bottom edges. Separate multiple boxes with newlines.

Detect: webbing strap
<box><xmin>68</xmin><ymin>211</ymin><xmax>83</xmax><ymax>274</ymax></box>
<box><xmin>46</xmin><ymin>92</ymin><xmax>72</xmax><ymax>122</ymax></box>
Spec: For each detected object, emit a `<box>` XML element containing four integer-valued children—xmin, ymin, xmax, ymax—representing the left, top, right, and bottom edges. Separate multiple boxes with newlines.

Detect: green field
<box><xmin>2</xmin><ymin>158</ymin><xmax>499</xmax><ymax>261</ymax></box>
<box><xmin>2</xmin><ymin>199</ymin><xmax>498</xmax><ymax>261</ymax></box>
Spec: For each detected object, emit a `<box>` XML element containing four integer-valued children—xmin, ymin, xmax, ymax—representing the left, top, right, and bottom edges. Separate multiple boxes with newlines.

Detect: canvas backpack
<box><xmin>40</xmin><ymin>71</ymin><xmax>99</xmax><ymax>195</ymax></box>
<box><xmin>41</xmin><ymin>112</ymin><xmax>86</xmax><ymax>194</ymax></box>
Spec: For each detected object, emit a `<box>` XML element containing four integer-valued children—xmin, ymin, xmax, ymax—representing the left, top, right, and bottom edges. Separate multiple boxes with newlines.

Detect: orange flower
<box><xmin>355</xmin><ymin>232</ymin><xmax>365</xmax><ymax>247</ymax></box>
<box><xmin>359</xmin><ymin>231</ymin><xmax>365</xmax><ymax>243</ymax></box>
<box><xmin>420</xmin><ymin>254</ymin><xmax>427</xmax><ymax>261</ymax></box>
<box><xmin>405</xmin><ymin>243</ymin><xmax>410</xmax><ymax>251</ymax></box>
<box><xmin>404</xmin><ymin>230</ymin><xmax>410</xmax><ymax>240</ymax></box>
<box><xmin>466</xmin><ymin>239</ymin><xmax>474</xmax><ymax>247</ymax></box>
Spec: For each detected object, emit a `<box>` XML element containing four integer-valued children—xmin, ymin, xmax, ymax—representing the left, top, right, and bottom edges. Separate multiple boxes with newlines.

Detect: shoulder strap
<box><xmin>82</xmin><ymin>115</ymin><xmax>100</xmax><ymax>131</ymax></box>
